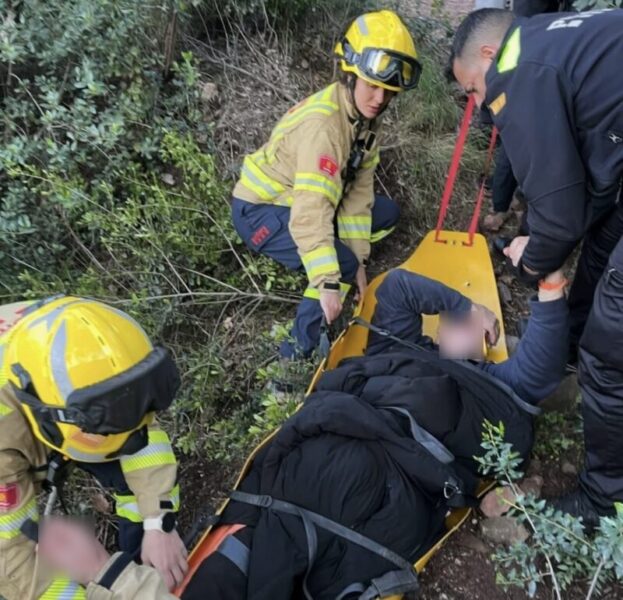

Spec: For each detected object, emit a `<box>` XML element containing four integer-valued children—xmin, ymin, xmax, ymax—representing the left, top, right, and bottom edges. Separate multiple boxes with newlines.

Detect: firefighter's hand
<box><xmin>319</xmin><ymin>290</ymin><xmax>342</xmax><ymax>324</ymax></box>
<box><xmin>38</xmin><ymin>517</ymin><xmax>110</xmax><ymax>585</ymax></box>
<box><xmin>355</xmin><ymin>266</ymin><xmax>367</xmax><ymax>302</ymax></box>
<box><xmin>141</xmin><ymin>529</ymin><xmax>188</xmax><ymax>591</ymax></box>
<box><xmin>503</xmin><ymin>235</ymin><xmax>529</xmax><ymax>267</ymax></box>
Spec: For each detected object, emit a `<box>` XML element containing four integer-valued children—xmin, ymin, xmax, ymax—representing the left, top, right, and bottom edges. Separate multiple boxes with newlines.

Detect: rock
<box><xmin>200</xmin><ymin>81</ymin><xmax>219</xmax><ymax>104</ymax></box>
<box><xmin>480</xmin><ymin>516</ymin><xmax>530</xmax><ymax>545</ymax></box>
<box><xmin>456</xmin><ymin>532</ymin><xmax>489</xmax><ymax>555</ymax></box>
<box><xmin>520</xmin><ymin>475</ymin><xmax>544</xmax><ymax>498</ymax></box>
<box><xmin>526</xmin><ymin>457</ymin><xmax>542</xmax><ymax>478</ymax></box>
<box><xmin>300</xmin><ymin>58</ymin><xmax>309</xmax><ymax>69</ymax></box>
<box><xmin>498</xmin><ymin>282</ymin><xmax>512</xmax><ymax>306</ymax></box>
<box><xmin>91</xmin><ymin>492</ymin><xmax>112</xmax><ymax>514</ymax></box>
<box><xmin>161</xmin><ymin>173</ymin><xmax>175</xmax><ymax>186</ymax></box>
<box><xmin>540</xmin><ymin>373</ymin><xmax>579</xmax><ymax>413</ymax></box>
<box><xmin>562</xmin><ymin>461</ymin><xmax>578</xmax><ymax>476</ymax></box>
<box><xmin>480</xmin><ymin>486</ymin><xmax>515</xmax><ymax>517</ymax></box>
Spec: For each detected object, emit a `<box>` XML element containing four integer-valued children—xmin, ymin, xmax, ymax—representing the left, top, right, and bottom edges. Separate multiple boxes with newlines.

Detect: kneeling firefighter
<box><xmin>232</xmin><ymin>10</ymin><xmax>421</xmax><ymax>359</ymax></box>
<box><xmin>0</xmin><ymin>296</ymin><xmax>187</xmax><ymax>599</ymax></box>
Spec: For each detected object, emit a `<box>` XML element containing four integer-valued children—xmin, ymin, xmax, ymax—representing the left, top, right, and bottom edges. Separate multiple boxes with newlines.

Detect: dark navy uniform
<box><xmin>485</xmin><ymin>9</ymin><xmax>623</xmax><ymax>512</ymax></box>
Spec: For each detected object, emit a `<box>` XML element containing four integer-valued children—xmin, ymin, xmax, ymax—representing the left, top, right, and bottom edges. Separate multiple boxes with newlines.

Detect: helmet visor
<box><xmin>343</xmin><ymin>43</ymin><xmax>422</xmax><ymax>90</ymax></box>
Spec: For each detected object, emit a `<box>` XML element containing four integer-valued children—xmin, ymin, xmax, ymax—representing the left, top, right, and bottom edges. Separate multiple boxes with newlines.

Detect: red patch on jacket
<box><xmin>251</xmin><ymin>225</ymin><xmax>271</xmax><ymax>247</ymax></box>
<box><xmin>0</xmin><ymin>483</ymin><xmax>19</xmax><ymax>512</ymax></box>
<box><xmin>318</xmin><ymin>155</ymin><xmax>338</xmax><ymax>177</ymax></box>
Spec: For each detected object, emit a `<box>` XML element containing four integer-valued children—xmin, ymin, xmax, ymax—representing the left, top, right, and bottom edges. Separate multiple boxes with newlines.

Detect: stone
<box><xmin>540</xmin><ymin>373</ymin><xmax>579</xmax><ymax>413</ymax></box>
<box><xmin>480</xmin><ymin>486</ymin><xmax>515</xmax><ymax>518</ymax></box>
<box><xmin>520</xmin><ymin>475</ymin><xmax>544</xmax><ymax>498</ymax></box>
<box><xmin>200</xmin><ymin>81</ymin><xmax>219</xmax><ymax>104</ymax></box>
<box><xmin>91</xmin><ymin>492</ymin><xmax>111</xmax><ymax>514</ymax></box>
<box><xmin>498</xmin><ymin>282</ymin><xmax>512</xmax><ymax>306</ymax></box>
<box><xmin>161</xmin><ymin>172</ymin><xmax>175</xmax><ymax>186</ymax></box>
<box><xmin>456</xmin><ymin>531</ymin><xmax>489</xmax><ymax>555</ymax></box>
<box><xmin>562</xmin><ymin>461</ymin><xmax>578</xmax><ymax>476</ymax></box>
<box><xmin>480</xmin><ymin>516</ymin><xmax>530</xmax><ymax>545</ymax></box>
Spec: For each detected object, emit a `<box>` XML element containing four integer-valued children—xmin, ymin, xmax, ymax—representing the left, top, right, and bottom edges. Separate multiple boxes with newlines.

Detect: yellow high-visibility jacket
<box><xmin>233</xmin><ymin>82</ymin><xmax>383</xmax><ymax>290</ymax></box>
<box><xmin>0</xmin><ymin>384</ymin><xmax>179</xmax><ymax>600</ymax></box>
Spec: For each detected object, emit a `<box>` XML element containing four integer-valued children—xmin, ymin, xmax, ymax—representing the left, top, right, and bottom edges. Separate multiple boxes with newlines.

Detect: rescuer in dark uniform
<box><xmin>450</xmin><ymin>8</ymin><xmax>623</xmax><ymax>527</ymax></box>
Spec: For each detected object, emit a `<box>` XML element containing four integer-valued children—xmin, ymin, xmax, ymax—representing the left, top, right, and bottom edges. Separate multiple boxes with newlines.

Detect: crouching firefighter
<box><xmin>232</xmin><ymin>10</ymin><xmax>421</xmax><ymax>359</ymax></box>
<box><xmin>0</xmin><ymin>296</ymin><xmax>188</xmax><ymax>599</ymax></box>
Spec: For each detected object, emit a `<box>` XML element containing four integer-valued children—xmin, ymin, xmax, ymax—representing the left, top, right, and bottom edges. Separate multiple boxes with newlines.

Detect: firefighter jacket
<box><xmin>232</xmin><ymin>82</ymin><xmax>382</xmax><ymax>289</ymax></box>
<box><xmin>0</xmin><ymin>383</ymin><xmax>179</xmax><ymax>600</ymax></box>
<box><xmin>484</xmin><ymin>9</ymin><xmax>623</xmax><ymax>276</ymax></box>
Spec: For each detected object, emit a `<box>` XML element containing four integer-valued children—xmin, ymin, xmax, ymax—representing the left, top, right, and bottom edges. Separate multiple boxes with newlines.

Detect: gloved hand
<box><xmin>141</xmin><ymin>529</ymin><xmax>188</xmax><ymax>591</ymax></box>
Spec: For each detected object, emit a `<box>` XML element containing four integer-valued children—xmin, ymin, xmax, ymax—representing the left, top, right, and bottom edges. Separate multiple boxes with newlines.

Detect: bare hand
<box><xmin>472</xmin><ymin>303</ymin><xmax>500</xmax><ymax>346</ymax></box>
<box><xmin>141</xmin><ymin>529</ymin><xmax>188</xmax><ymax>591</ymax></box>
<box><xmin>38</xmin><ymin>517</ymin><xmax>110</xmax><ymax>586</ymax></box>
<box><xmin>503</xmin><ymin>235</ymin><xmax>530</xmax><ymax>267</ymax></box>
<box><xmin>354</xmin><ymin>266</ymin><xmax>367</xmax><ymax>302</ymax></box>
<box><xmin>319</xmin><ymin>290</ymin><xmax>342</xmax><ymax>324</ymax></box>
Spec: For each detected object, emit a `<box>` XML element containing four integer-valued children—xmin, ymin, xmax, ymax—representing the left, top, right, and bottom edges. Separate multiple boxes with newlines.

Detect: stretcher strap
<box><xmin>465</xmin><ymin>126</ymin><xmax>498</xmax><ymax>247</ymax></box>
<box><xmin>434</xmin><ymin>94</ymin><xmax>475</xmax><ymax>242</ymax></box>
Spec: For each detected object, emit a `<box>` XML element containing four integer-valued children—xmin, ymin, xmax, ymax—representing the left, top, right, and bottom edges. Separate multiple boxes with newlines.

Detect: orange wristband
<box><xmin>538</xmin><ymin>278</ymin><xmax>568</xmax><ymax>291</ymax></box>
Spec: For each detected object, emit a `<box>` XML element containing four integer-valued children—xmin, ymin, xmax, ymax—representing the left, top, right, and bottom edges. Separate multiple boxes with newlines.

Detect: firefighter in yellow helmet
<box><xmin>0</xmin><ymin>296</ymin><xmax>188</xmax><ymax>599</ymax></box>
<box><xmin>232</xmin><ymin>10</ymin><xmax>421</xmax><ymax>359</ymax></box>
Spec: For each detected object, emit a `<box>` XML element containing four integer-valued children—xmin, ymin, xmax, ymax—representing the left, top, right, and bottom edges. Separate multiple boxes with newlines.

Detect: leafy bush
<box><xmin>477</xmin><ymin>420</ymin><xmax>623</xmax><ymax>599</ymax></box>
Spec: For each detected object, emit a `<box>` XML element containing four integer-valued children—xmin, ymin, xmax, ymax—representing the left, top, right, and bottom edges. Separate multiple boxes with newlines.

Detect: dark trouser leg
<box><xmin>370</xmin><ymin>194</ymin><xmax>400</xmax><ymax>243</ymax></box>
<box><xmin>77</xmin><ymin>461</ymin><xmax>144</xmax><ymax>554</ymax></box>
<box><xmin>577</xmin><ymin>236</ymin><xmax>623</xmax><ymax>510</ymax></box>
<box><xmin>491</xmin><ymin>144</ymin><xmax>518</xmax><ymax>214</ymax></box>
<box><xmin>568</xmin><ymin>202</ymin><xmax>623</xmax><ymax>357</ymax></box>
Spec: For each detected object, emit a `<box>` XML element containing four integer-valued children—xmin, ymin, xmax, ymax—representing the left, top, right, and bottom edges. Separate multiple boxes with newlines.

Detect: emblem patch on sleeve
<box><xmin>318</xmin><ymin>155</ymin><xmax>338</xmax><ymax>177</ymax></box>
<box><xmin>0</xmin><ymin>483</ymin><xmax>19</xmax><ymax>511</ymax></box>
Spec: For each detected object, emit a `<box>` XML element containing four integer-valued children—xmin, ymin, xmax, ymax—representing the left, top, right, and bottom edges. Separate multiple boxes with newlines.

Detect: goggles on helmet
<box><xmin>342</xmin><ymin>41</ymin><xmax>422</xmax><ymax>91</ymax></box>
<box><xmin>12</xmin><ymin>346</ymin><xmax>180</xmax><ymax>436</ymax></box>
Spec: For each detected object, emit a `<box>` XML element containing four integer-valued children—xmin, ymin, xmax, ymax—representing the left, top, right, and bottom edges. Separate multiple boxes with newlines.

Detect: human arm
<box><xmin>369</xmin><ymin>270</ymin><xmax>473</xmax><ymax>350</ymax></box>
<box><xmin>119</xmin><ymin>422</ymin><xmax>187</xmax><ymax>590</ymax></box>
<box><xmin>480</xmin><ymin>269</ymin><xmax>569</xmax><ymax>403</ymax></box>
<box><xmin>493</xmin><ymin>62</ymin><xmax>588</xmax><ymax>278</ymax></box>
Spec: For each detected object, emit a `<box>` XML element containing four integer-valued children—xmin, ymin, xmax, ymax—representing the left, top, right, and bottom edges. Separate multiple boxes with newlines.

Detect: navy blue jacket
<box><xmin>367</xmin><ymin>270</ymin><xmax>569</xmax><ymax>404</ymax></box>
<box><xmin>485</xmin><ymin>9</ymin><xmax>623</xmax><ymax>275</ymax></box>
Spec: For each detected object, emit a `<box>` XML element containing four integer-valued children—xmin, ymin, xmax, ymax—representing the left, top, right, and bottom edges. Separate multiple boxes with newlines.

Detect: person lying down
<box><xmin>36</xmin><ymin>269</ymin><xmax>569</xmax><ymax>599</ymax></box>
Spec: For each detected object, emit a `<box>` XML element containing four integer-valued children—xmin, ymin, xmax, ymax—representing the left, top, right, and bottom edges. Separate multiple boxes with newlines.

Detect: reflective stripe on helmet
<box><xmin>40</xmin><ymin>576</ymin><xmax>86</xmax><ymax>600</ymax></box>
<box><xmin>301</xmin><ymin>246</ymin><xmax>340</xmax><ymax>282</ymax></box>
<box><xmin>0</xmin><ymin>497</ymin><xmax>38</xmax><ymax>540</ymax></box>
<box><xmin>120</xmin><ymin>429</ymin><xmax>176</xmax><ymax>473</ymax></box>
<box><xmin>337</xmin><ymin>215</ymin><xmax>372</xmax><ymax>240</ymax></box>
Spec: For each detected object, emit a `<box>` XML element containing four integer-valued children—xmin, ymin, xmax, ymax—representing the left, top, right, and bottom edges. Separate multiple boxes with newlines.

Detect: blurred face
<box><xmin>452</xmin><ymin>44</ymin><xmax>498</xmax><ymax>107</ymax></box>
<box><xmin>438</xmin><ymin>312</ymin><xmax>486</xmax><ymax>361</ymax></box>
<box><xmin>353</xmin><ymin>77</ymin><xmax>395</xmax><ymax>119</ymax></box>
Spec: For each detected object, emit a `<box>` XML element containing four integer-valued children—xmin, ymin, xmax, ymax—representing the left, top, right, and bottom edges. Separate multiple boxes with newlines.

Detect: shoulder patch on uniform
<box><xmin>318</xmin><ymin>155</ymin><xmax>338</xmax><ymax>177</ymax></box>
<box><xmin>0</xmin><ymin>483</ymin><xmax>19</xmax><ymax>512</ymax></box>
<box><xmin>489</xmin><ymin>92</ymin><xmax>507</xmax><ymax>116</ymax></box>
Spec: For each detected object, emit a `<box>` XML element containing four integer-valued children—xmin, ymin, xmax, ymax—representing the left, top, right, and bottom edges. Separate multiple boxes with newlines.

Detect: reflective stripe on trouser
<box><xmin>114</xmin><ymin>483</ymin><xmax>181</xmax><ymax>523</ymax></box>
<box><xmin>231</xmin><ymin>195</ymin><xmax>400</xmax><ymax>357</ymax></box>
<box><xmin>0</xmin><ymin>497</ymin><xmax>38</xmax><ymax>540</ymax></box>
<box><xmin>40</xmin><ymin>576</ymin><xmax>86</xmax><ymax>599</ymax></box>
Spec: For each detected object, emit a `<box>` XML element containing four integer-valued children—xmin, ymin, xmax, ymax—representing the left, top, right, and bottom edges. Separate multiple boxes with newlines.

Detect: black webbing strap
<box><xmin>230</xmin><ymin>491</ymin><xmax>415</xmax><ymax>573</ymax></box>
<box><xmin>216</xmin><ymin>534</ymin><xmax>250</xmax><ymax>576</ymax></box>
<box><xmin>98</xmin><ymin>552</ymin><xmax>134</xmax><ymax>590</ymax></box>
<box><xmin>359</xmin><ymin>569</ymin><xmax>421</xmax><ymax>600</ymax></box>
<box><xmin>351</xmin><ymin>316</ymin><xmax>540</xmax><ymax>417</ymax></box>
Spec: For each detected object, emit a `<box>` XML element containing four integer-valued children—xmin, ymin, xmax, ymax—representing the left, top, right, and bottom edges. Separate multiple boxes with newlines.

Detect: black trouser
<box><xmin>492</xmin><ymin>143</ymin><xmax>518</xmax><ymax>214</ymax></box>
<box><xmin>577</xmin><ymin>235</ymin><xmax>623</xmax><ymax>509</ymax></box>
<box><xmin>568</xmin><ymin>201</ymin><xmax>623</xmax><ymax>356</ymax></box>
<box><xmin>77</xmin><ymin>460</ymin><xmax>144</xmax><ymax>554</ymax></box>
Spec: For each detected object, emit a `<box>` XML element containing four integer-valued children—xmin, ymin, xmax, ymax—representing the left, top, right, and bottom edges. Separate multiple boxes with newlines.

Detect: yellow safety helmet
<box><xmin>335</xmin><ymin>10</ymin><xmax>422</xmax><ymax>92</ymax></box>
<box><xmin>0</xmin><ymin>296</ymin><xmax>180</xmax><ymax>462</ymax></box>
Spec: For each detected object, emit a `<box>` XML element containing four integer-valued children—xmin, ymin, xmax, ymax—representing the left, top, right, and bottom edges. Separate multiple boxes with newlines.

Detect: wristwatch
<box><xmin>143</xmin><ymin>512</ymin><xmax>177</xmax><ymax>533</ymax></box>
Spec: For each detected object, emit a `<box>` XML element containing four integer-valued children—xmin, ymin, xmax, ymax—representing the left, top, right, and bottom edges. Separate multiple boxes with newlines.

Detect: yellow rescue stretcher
<box><xmin>176</xmin><ymin>96</ymin><xmax>503</xmax><ymax>597</ymax></box>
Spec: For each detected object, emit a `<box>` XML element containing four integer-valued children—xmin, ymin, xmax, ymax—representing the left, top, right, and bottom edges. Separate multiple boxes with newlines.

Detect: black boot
<box><xmin>552</xmin><ymin>488</ymin><xmax>614</xmax><ymax>532</ymax></box>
